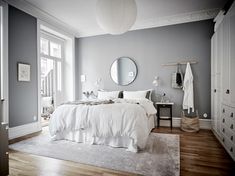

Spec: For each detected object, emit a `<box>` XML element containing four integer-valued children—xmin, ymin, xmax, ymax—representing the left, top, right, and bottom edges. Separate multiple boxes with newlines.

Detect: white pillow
<box><xmin>123</xmin><ymin>90</ymin><xmax>148</xmax><ymax>100</ymax></box>
<box><xmin>97</xmin><ymin>91</ymin><xmax>120</xmax><ymax>100</ymax></box>
<box><xmin>41</xmin><ymin>96</ymin><xmax>53</xmax><ymax>107</ymax></box>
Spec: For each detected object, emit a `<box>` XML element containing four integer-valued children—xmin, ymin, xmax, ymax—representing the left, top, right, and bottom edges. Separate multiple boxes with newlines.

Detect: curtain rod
<box><xmin>162</xmin><ymin>60</ymin><xmax>198</xmax><ymax>66</ymax></box>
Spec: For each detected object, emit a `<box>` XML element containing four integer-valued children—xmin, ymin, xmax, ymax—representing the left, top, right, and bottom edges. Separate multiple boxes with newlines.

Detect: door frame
<box><xmin>40</xmin><ymin>31</ymin><xmax>65</xmax><ymax>109</ymax></box>
<box><xmin>0</xmin><ymin>1</ymin><xmax>8</xmax><ymax>123</ymax></box>
<box><xmin>37</xmin><ymin>20</ymin><xmax>75</xmax><ymax>127</ymax></box>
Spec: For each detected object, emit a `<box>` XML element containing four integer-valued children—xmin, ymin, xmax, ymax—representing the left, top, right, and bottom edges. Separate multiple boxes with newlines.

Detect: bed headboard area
<box><xmin>75</xmin><ymin>20</ymin><xmax>213</xmax><ymax>118</ymax></box>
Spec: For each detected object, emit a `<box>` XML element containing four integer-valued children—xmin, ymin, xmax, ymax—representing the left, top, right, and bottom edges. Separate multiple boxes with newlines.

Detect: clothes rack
<box><xmin>162</xmin><ymin>60</ymin><xmax>198</xmax><ymax>66</ymax></box>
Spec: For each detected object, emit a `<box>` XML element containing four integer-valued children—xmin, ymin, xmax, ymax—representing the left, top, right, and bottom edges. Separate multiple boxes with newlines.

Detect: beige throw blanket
<box><xmin>62</xmin><ymin>100</ymin><xmax>114</xmax><ymax>106</ymax></box>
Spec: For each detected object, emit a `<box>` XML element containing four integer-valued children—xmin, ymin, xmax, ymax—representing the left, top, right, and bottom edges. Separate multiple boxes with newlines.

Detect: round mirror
<box><xmin>110</xmin><ymin>57</ymin><xmax>137</xmax><ymax>85</ymax></box>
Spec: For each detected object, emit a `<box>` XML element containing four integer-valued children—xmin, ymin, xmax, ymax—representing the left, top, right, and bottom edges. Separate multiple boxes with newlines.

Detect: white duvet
<box><xmin>49</xmin><ymin>98</ymin><xmax>157</xmax><ymax>152</ymax></box>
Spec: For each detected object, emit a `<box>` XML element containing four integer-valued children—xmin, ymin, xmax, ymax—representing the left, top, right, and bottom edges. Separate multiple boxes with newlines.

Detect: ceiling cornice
<box><xmin>132</xmin><ymin>8</ymin><xmax>219</xmax><ymax>31</ymax></box>
<box><xmin>78</xmin><ymin>8</ymin><xmax>219</xmax><ymax>38</ymax></box>
<box><xmin>5</xmin><ymin>0</ymin><xmax>219</xmax><ymax>38</ymax></box>
<box><xmin>4</xmin><ymin>0</ymin><xmax>80</xmax><ymax>37</ymax></box>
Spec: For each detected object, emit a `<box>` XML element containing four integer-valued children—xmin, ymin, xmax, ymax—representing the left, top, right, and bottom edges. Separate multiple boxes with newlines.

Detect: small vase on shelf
<box><xmin>161</xmin><ymin>93</ymin><xmax>166</xmax><ymax>103</ymax></box>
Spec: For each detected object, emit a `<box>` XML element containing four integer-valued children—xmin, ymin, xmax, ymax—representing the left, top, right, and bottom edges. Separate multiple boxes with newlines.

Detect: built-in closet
<box><xmin>211</xmin><ymin>1</ymin><xmax>235</xmax><ymax>160</ymax></box>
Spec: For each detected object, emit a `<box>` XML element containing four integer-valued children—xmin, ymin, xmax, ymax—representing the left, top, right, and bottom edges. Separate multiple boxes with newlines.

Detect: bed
<box><xmin>49</xmin><ymin>90</ymin><xmax>157</xmax><ymax>152</ymax></box>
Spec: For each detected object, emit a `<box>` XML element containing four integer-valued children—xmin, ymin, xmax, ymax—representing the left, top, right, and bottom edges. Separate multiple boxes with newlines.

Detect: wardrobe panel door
<box><xmin>211</xmin><ymin>34</ymin><xmax>215</xmax><ymax>76</ymax></box>
<box><xmin>229</xmin><ymin>3</ymin><xmax>235</xmax><ymax>107</ymax></box>
<box><xmin>214</xmin><ymin>31</ymin><xmax>222</xmax><ymax>131</ymax></box>
<box><xmin>211</xmin><ymin>75</ymin><xmax>216</xmax><ymax>130</ymax></box>
<box><xmin>211</xmin><ymin>35</ymin><xmax>216</xmax><ymax>130</ymax></box>
<box><xmin>222</xmin><ymin>18</ymin><xmax>230</xmax><ymax>104</ymax></box>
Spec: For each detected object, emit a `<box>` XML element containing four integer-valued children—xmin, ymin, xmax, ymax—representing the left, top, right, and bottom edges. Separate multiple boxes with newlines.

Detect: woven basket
<box><xmin>181</xmin><ymin>110</ymin><xmax>199</xmax><ymax>132</ymax></box>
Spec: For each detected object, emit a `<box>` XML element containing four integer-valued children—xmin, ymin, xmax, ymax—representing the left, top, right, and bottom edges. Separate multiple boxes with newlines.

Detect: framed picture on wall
<box><xmin>18</xmin><ymin>63</ymin><xmax>31</xmax><ymax>82</ymax></box>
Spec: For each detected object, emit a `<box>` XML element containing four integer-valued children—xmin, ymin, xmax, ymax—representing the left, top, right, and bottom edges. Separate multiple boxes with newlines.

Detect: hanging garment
<box><xmin>172</xmin><ymin>64</ymin><xmax>183</xmax><ymax>89</ymax></box>
<box><xmin>176</xmin><ymin>72</ymin><xmax>182</xmax><ymax>85</ymax></box>
<box><xmin>176</xmin><ymin>64</ymin><xmax>182</xmax><ymax>86</ymax></box>
<box><xmin>183</xmin><ymin>62</ymin><xmax>194</xmax><ymax>113</ymax></box>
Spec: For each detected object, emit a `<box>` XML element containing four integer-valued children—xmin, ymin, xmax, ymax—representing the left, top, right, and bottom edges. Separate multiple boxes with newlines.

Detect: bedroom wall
<box><xmin>75</xmin><ymin>20</ymin><xmax>214</xmax><ymax>118</ymax></box>
<box><xmin>8</xmin><ymin>6</ymin><xmax>38</xmax><ymax>127</ymax></box>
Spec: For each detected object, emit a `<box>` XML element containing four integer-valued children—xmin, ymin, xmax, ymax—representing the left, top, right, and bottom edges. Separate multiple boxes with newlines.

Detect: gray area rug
<box><xmin>10</xmin><ymin>129</ymin><xmax>180</xmax><ymax>176</ymax></box>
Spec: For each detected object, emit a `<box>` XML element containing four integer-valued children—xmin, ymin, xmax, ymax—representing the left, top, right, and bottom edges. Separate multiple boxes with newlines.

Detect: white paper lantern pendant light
<box><xmin>96</xmin><ymin>0</ymin><xmax>137</xmax><ymax>35</ymax></box>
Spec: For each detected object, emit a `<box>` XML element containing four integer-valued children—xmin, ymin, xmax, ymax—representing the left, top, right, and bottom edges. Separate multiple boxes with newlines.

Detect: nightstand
<box><xmin>156</xmin><ymin>102</ymin><xmax>174</xmax><ymax>129</ymax></box>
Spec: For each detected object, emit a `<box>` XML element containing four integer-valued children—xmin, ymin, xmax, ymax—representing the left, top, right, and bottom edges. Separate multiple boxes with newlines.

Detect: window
<box><xmin>40</xmin><ymin>37</ymin><xmax>62</xmax><ymax>59</ymax></box>
<box><xmin>40</xmin><ymin>38</ymin><xmax>49</xmax><ymax>55</ymax></box>
<box><xmin>40</xmin><ymin>32</ymin><xmax>64</xmax><ymax>93</ymax></box>
<box><xmin>50</xmin><ymin>42</ymin><xmax>61</xmax><ymax>58</ymax></box>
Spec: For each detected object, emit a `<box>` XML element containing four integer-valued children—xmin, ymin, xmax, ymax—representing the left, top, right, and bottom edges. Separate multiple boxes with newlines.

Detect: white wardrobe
<box><xmin>211</xmin><ymin>1</ymin><xmax>235</xmax><ymax>160</ymax></box>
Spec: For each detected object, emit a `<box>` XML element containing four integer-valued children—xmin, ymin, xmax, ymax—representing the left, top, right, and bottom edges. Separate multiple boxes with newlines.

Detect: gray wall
<box><xmin>9</xmin><ymin>6</ymin><xmax>38</xmax><ymax>127</ymax></box>
<box><xmin>76</xmin><ymin>20</ymin><xmax>214</xmax><ymax>118</ymax></box>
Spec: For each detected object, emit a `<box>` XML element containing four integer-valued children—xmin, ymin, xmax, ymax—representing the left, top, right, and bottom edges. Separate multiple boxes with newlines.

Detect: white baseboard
<box><xmin>159</xmin><ymin>117</ymin><xmax>211</xmax><ymax>129</ymax></box>
<box><xmin>9</xmin><ymin>122</ymin><xmax>42</xmax><ymax>140</ymax></box>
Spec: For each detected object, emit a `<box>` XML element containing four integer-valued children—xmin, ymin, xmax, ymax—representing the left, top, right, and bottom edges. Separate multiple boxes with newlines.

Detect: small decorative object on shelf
<box><xmin>161</xmin><ymin>93</ymin><xmax>166</xmax><ymax>103</ymax></box>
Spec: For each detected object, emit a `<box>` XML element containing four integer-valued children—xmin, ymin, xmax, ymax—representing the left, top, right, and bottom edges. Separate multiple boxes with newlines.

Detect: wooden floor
<box><xmin>153</xmin><ymin>128</ymin><xmax>235</xmax><ymax>176</ymax></box>
<box><xmin>9</xmin><ymin>127</ymin><xmax>235</xmax><ymax>176</ymax></box>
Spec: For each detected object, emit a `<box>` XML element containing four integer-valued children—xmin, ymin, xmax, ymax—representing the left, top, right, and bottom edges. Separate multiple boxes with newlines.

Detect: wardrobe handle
<box><xmin>222</xmin><ymin>118</ymin><xmax>225</xmax><ymax>123</ymax></box>
<box><xmin>231</xmin><ymin>124</ymin><xmax>234</xmax><ymax>130</ymax></box>
<box><xmin>230</xmin><ymin>147</ymin><xmax>233</xmax><ymax>153</ymax></box>
<box><xmin>231</xmin><ymin>136</ymin><xmax>233</xmax><ymax>141</ymax></box>
<box><xmin>222</xmin><ymin>128</ymin><xmax>225</xmax><ymax>133</ymax></box>
<box><xmin>226</xmin><ymin>89</ymin><xmax>230</xmax><ymax>94</ymax></box>
<box><xmin>223</xmin><ymin>109</ymin><xmax>225</xmax><ymax>113</ymax></box>
<box><xmin>231</xmin><ymin>113</ymin><xmax>234</xmax><ymax>118</ymax></box>
<box><xmin>214</xmin><ymin>89</ymin><xmax>216</xmax><ymax>93</ymax></box>
<box><xmin>222</xmin><ymin>138</ymin><xmax>225</xmax><ymax>142</ymax></box>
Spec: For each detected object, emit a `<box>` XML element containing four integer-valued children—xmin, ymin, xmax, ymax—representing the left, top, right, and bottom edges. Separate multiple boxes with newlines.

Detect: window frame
<box><xmin>40</xmin><ymin>31</ymin><xmax>65</xmax><ymax>94</ymax></box>
<box><xmin>40</xmin><ymin>31</ymin><xmax>65</xmax><ymax>61</ymax></box>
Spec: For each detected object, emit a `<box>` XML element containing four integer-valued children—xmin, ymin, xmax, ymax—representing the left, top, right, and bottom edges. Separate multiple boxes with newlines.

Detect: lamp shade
<box><xmin>96</xmin><ymin>0</ymin><xmax>137</xmax><ymax>35</ymax></box>
<box><xmin>152</xmin><ymin>76</ymin><xmax>159</xmax><ymax>87</ymax></box>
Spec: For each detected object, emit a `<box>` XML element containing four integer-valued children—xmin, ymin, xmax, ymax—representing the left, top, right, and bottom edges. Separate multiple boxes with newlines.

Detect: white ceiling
<box><xmin>24</xmin><ymin>0</ymin><xmax>227</xmax><ymax>37</ymax></box>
